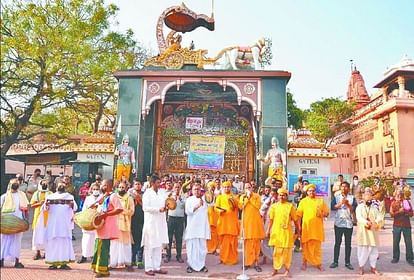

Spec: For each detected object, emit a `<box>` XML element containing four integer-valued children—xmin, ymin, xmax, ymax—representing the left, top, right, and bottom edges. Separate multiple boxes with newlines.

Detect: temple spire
<box><xmin>346</xmin><ymin>65</ymin><xmax>370</xmax><ymax>109</ymax></box>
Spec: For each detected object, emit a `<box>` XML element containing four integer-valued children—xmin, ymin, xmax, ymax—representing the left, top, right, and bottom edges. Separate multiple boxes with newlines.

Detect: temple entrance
<box><xmin>154</xmin><ymin>82</ymin><xmax>255</xmax><ymax>178</ymax></box>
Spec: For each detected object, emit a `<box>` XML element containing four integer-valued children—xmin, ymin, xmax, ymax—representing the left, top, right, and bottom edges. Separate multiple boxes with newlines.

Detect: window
<box><xmin>376</xmin><ymin>154</ymin><xmax>379</xmax><ymax>167</ymax></box>
<box><xmin>383</xmin><ymin>118</ymin><xmax>390</xmax><ymax>136</ymax></box>
<box><xmin>369</xmin><ymin>156</ymin><xmax>373</xmax><ymax>168</ymax></box>
<box><xmin>363</xmin><ymin>158</ymin><xmax>366</xmax><ymax>169</ymax></box>
<box><xmin>353</xmin><ymin>159</ymin><xmax>359</xmax><ymax>172</ymax></box>
<box><xmin>300</xmin><ymin>168</ymin><xmax>317</xmax><ymax>175</ymax></box>
<box><xmin>385</xmin><ymin>151</ymin><xmax>392</xmax><ymax>166</ymax></box>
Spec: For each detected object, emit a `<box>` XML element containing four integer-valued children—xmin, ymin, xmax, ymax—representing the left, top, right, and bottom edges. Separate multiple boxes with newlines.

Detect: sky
<box><xmin>108</xmin><ymin>0</ymin><xmax>414</xmax><ymax>108</ymax></box>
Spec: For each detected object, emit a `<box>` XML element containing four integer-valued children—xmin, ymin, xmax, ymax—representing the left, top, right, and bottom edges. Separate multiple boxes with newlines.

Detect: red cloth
<box><xmin>391</xmin><ymin>200</ymin><xmax>413</xmax><ymax>228</ymax></box>
<box><xmin>79</xmin><ymin>185</ymin><xmax>90</xmax><ymax>201</ymax></box>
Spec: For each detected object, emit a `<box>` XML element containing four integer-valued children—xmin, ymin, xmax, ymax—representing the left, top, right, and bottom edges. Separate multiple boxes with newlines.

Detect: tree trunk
<box><xmin>1</xmin><ymin>150</ymin><xmax>7</xmax><ymax>194</ymax></box>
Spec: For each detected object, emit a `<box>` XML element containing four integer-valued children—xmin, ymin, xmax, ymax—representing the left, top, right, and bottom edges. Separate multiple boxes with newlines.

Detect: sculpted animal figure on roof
<box><xmin>209</xmin><ymin>38</ymin><xmax>271</xmax><ymax>70</ymax></box>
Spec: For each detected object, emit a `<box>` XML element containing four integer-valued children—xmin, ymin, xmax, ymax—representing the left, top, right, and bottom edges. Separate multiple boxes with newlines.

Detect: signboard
<box><xmin>185</xmin><ymin>117</ymin><xmax>203</xmax><ymax>129</ymax></box>
<box><xmin>288</xmin><ymin>174</ymin><xmax>330</xmax><ymax>197</ymax></box>
<box><xmin>188</xmin><ymin>135</ymin><xmax>225</xmax><ymax>170</ymax></box>
<box><xmin>26</xmin><ymin>155</ymin><xmax>61</xmax><ymax>165</ymax></box>
<box><xmin>7</xmin><ymin>143</ymin><xmax>74</xmax><ymax>155</ymax></box>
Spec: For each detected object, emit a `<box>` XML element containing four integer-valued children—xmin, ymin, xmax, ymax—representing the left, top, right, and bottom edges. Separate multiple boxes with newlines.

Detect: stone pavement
<box><xmin>1</xmin><ymin>215</ymin><xmax>414</xmax><ymax>280</ymax></box>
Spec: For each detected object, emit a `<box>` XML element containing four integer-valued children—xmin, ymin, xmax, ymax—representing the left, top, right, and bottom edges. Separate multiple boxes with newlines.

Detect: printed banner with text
<box><xmin>288</xmin><ymin>174</ymin><xmax>330</xmax><ymax>197</ymax></box>
<box><xmin>188</xmin><ymin>135</ymin><xmax>225</xmax><ymax>170</ymax></box>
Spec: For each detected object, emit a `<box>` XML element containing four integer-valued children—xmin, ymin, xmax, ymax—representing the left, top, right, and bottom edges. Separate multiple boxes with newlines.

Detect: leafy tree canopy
<box><xmin>305</xmin><ymin>97</ymin><xmax>354</xmax><ymax>148</ymax></box>
<box><xmin>287</xmin><ymin>91</ymin><xmax>305</xmax><ymax>129</ymax></box>
<box><xmin>0</xmin><ymin>0</ymin><xmax>151</xmax><ymax>185</ymax></box>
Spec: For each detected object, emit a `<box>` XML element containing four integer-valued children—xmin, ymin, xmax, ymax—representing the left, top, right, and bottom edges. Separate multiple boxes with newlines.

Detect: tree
<box><xmin>0</xmin><ymin>0</ymin><xmax>149</xmax><ymax>187</ymax></box>
<box><xmin>305</xmin><ymin>97</ymin><xmax>354</xmax><ymax>148</ymax></box>
<box><xmin>287</xmin><ymin>91</ymin><xmax>305</xmax><ymax>129</ymax></box>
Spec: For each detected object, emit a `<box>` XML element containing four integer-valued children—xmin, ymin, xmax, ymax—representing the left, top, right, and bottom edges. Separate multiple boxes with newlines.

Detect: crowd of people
<box><xmin>0</xmin><ymin>171</ymin><xmax>413</xmax><ymax>278</ymax></box>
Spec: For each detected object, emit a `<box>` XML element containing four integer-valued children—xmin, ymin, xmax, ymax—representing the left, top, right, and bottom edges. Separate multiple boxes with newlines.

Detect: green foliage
<box><xmin>287</xmin><ymin>91</ymin><xmax>305</xmax><ymax>129</ymax></box>
<box><xmin>260</xmin><ymin>37</ymin><xmax>273</xmax><ymax>68</ymax></box>
<box><xmin>0</xmin><ymin>0</ymin><xmax>150</xmax><ymax>156</ymax></box>
<box><xmin>305</xmin><ymin>97</ymin><xmax>354</xmax><ymax>148</ymax></box>
<box><xmin>360</xmin><ymin>171</ymin><xmax>398</xmax><ymax>197</ymax></box>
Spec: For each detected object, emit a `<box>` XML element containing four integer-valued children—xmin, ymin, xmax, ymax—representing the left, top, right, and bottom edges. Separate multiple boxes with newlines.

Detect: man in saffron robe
<box><xmin>91</xmin><ymin>179</ymin><xmax>123</xmax><ymax>278</ymax></box>
<box><xmin>267</xmin><ymin>188</ymin><xmax>298</xmax><ymax>277</ymax></box>
<box><xmin>215</xmin><ymin>180</ymin><xmax>239</xmax><ymax>265</ymax></box>
<box><xmin>239</xmin><ymin>182</ymin><xmax>265</xmax><ymax>271</ymax></box>
<box><xmin>296</xmin><ymin>184</ymin><xmax>329</xmax><ymax>271</ymax></box>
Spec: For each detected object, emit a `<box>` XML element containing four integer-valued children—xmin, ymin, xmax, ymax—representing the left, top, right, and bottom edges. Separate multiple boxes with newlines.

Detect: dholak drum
<box><xmin>261</xmin><ymin>238</ymin><xmax>273</xmax><ymax>260</ymax></box>
<box><xmin>165</xmin><ymin>197</ymin><xmax>177</xmax><ymax>210</ymax></box>
<box><xmin>0</xmin><ymin>214</ymin><xmax>29</xmax><ymax>235</ymax></box>
<box><xmin>74</xmin><ymin>208</ymin><xmax>105</xmax><ymax>231</ymax></box>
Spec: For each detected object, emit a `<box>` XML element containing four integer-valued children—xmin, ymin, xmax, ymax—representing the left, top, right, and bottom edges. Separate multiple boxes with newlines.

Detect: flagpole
<box><xmin>237</xmin><ymin>196</ymin><xmax>250</xmax><ymax>280</ymax></box>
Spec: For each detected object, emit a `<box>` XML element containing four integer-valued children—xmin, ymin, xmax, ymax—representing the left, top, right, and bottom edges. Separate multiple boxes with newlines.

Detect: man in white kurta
<box><xmin>40</xmin><ymin>183</ymin><xmax>77</xmax><ymax>269</ymax></box>
<box><xmin>77</xmin><ymin>184</ymin><xmax>101</xmax><ymax>263</ymax></box>
<box><xmin>0</xmin><ymin>179</ymin><xmax>29</xmax><ymax>268</ymax></box>
<box><xmin>141</xmin><ymin>175</ymin><xmax>169</xmax><ymax>276</ymax></box>
<box><xmin>355</xmin><ymin>187</ymin><xmax>383</xmax><ymax>275</ymax></box>
<box><xmin>184</xmin><ymin>183</ymin><xmax>211</xmax><ymax>273</ymax></box>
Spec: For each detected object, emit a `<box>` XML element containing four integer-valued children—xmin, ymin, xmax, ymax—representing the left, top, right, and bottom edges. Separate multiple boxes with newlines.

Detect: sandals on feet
<box><xmin>186</xmin><ymin>266</ymin><xmax>194</xmax><ymax>273</ymax></box>
<box><xmin>14</xmin><ymin>262</ymin><xmax>24</xmax><ymax>268</ymax></box>
<box><xmin>201</xmin><ymin>266</ymin><xmax>208</xmax><ymax>272</ymax></box>
<box><xmin>254</xmin><ymin>265</ymin><xmax>262</xmax><ymax>272</ymax></box>
<box><xmin>60</xmin><ymin>264</ymin><xmax>71</xmax><ymax>270</ymax></box>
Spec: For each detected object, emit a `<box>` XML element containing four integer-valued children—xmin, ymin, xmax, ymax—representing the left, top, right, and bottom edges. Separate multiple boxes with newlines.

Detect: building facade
<box><xmin>330</xmin><ymin>55</ymin><xmax>414</xmax><ymax>185</ymax></box>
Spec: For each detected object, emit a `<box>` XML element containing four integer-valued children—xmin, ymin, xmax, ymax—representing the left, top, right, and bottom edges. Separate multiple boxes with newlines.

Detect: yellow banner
<box><xmin>189</xmin><ymin>135</ymin><xmax>225</xmax><ymax>154</ymax></box>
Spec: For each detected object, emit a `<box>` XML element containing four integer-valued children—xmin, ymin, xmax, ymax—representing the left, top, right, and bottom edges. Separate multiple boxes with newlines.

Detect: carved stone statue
<box><xmin>114</xmin><ymin>134</ymin><xmax>136</xmax><ymax>181</ymax></box>
<box><xmin>259</xmin><ymin>136</ymin><xmax>286</xmax><ymax>182</ymax></box>
<box><xmin>211</xmin><ymin>38</ymin><xmax>268</xmax><ymax>70</ymax></box>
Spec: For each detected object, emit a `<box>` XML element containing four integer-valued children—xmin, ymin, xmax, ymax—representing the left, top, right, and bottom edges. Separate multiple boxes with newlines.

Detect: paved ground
<box><xmin>1</xmin><ymin>215</ymin><xmax>414</xmax><ymax>280</ymax></box>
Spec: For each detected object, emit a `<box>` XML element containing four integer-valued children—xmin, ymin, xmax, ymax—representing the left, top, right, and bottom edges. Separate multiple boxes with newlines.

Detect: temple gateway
<box><xmin>113</xmin><ymin>4</ymin><xmax>291</xmax><ymax>181</ymax></box>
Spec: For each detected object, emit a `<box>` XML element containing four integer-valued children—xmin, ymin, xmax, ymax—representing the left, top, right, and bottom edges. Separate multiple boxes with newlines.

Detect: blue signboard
<box><xmin>288</xmin><ymin>174</ymin><xmax>330</xmax><ymax>197</ymax></box>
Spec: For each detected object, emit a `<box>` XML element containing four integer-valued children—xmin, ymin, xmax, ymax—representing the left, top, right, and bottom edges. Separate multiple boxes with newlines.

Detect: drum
<box><xmin>165</xmin><ymin>197</ymin><xmax>177</xmax><ymax>210</ymax></box>
<box><xmin>0</xmin><ymin>214</ymin><xmax>29</xmax><ymax>235</ymax></box>
<box><xmin>205</xmin><ymin>191</ymin><xmax>214</xmax><ymax>204</ymax></box>
<box><xmin>74</xmin><ymin>208</ymin><xmax>105</xmax><ymax>231</ymax></box>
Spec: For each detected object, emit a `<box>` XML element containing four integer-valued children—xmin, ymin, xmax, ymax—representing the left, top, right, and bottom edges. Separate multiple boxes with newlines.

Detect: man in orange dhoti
<box><xmin>267</xmin><ymin>188</ymin><xmax>298</xmax><ymax>277</ymax></box>
<box><xmin>206</xmin><ymin>181</ymin><xmax>219</xmax><ymax>255</ymax></box>
<box><xmin>239</xmin><ymin>183</ymin><xmax>265</xmax><ymax>271</ymax></box>
<box><xmin>215</xmin><ymin>181</ymin><xmax>239</xmax><ymax>265</ymax></box>
<box><xmin>297</xmin><ymin>184</ymin><xmax>329</xmax><ymax>271</ymax></box>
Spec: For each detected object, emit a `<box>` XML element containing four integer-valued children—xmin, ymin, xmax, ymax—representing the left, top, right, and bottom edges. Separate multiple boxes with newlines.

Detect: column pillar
<box><xmin>116</xmin><ymin>78</ymin><xmax>143</xmax><ymax>180</ymax></box>
<box><xmin>397</xmin><ymin>76</ymin><xmax>406</xmax><ymax>98</ymax></box>
<box><xmin>258</xmin><ymin>78</ymin><xmax>289</xmax><ymax>180</ymax></box>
